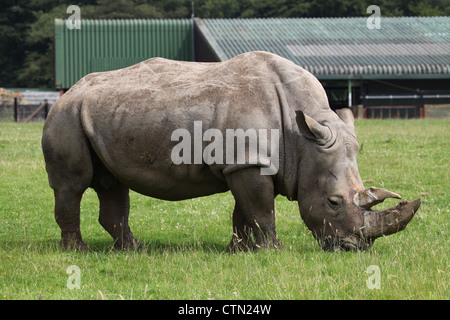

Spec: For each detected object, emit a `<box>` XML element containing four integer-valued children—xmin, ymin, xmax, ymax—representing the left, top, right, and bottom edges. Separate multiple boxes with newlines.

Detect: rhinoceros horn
<box><xmin>354</xmin><ymin>187</ymin><xmax>401</xmax><ymax>210</ymax></box>
<box><xmin>354</xmin><ymin>187</ymin><xmax>421</xmax><ymax>239</ymax></box>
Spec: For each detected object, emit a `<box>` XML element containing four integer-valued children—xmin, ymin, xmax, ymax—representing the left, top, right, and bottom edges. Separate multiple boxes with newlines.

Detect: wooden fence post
<box><xmin>14</xmin><ymin>97</ymin><xmax>18</xmax><ymax>122</ymax></box>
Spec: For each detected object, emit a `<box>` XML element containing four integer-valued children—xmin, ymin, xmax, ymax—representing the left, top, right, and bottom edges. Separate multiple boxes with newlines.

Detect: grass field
<box><xmin>0</xmin><ymin>120</ymin><xmax>448</xmax><ymax>300</ymax></box>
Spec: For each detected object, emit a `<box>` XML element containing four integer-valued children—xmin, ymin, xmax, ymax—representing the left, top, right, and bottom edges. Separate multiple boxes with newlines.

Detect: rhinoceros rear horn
<box><xmin>295</xmin><ymin>110</ymin><xmax>332</xmax><ymax>144</ymax></box>
<box><xmin>362</xmin><ymin>199</ymin><xmax>421</xmax><ymax>239</ymax></box>
<box><xmin>354</xmin><ymin>187</ymin><xmax>402</xmax><ymax>210</ymax></box>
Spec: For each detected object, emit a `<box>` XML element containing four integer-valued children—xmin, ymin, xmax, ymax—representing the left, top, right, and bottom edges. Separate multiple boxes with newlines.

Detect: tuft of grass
<box><xmin>0</xmin><ymin>120</ymin><xmax>448</xmax><ymax>299</ymax></box>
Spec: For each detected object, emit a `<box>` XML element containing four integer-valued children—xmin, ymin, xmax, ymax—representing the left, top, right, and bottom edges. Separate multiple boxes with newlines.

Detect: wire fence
<box><xmin>0</xmin><ymin>98</ymin><xmax>50</xmax><ymax>122</ymax></box>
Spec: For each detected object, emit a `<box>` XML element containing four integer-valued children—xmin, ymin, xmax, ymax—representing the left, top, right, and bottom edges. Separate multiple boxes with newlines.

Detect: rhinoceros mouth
<box><xmin>317</xmin><ymin>234</ymin><xmax>372</xmax><ymax>252</ymax></box>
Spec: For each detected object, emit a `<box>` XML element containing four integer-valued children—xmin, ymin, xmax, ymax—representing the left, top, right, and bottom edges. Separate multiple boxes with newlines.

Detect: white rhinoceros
<box><xmin>42</xmin><ymin>51</ymin><xmax>420</xmax><ymax>251</ymax></box>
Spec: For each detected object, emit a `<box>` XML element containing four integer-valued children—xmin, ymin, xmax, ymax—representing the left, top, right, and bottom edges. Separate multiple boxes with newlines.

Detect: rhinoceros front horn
<box><xmin>354</xmin><ymin>187</ymin><xmax>421</xmax><ymax>239</ymax></box>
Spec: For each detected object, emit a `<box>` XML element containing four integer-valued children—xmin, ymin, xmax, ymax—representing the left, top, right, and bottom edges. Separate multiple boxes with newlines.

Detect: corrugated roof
<box><xmin>195</xmin><ymin>17</ymin><xmax>450</xmax><ymax>79</ymax></box>
<box><xmin>54</xmin><ymin>19</ymin><xmax>193</xmax><ymax>89</ymax></box>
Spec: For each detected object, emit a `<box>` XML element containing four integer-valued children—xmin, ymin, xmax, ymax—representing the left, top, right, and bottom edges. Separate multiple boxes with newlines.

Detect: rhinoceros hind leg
<box><xmin>91</xmin><ymin>168</ymin><xmax>143</xmax><ymax>250</ymax></box>
<box><xmin>225</xmin><ymin>168</ymin><xmax>283</xmax><ymax>251</ymax></box>
<box><xmin>54</xmin><ymin>191</ymin><xmax>89</xmax><ymax>251</ymax></box>
<box><xmin>43</xmin><ymin>117</ymin><xmax>92</xmax><ymax>251</ymax></box>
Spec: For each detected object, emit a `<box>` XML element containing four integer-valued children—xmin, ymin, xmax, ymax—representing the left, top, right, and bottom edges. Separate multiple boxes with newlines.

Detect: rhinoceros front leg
<box><xmin>227</xmin><ymin>204</ymin><xmax>254</xmax><ymax>252</ymax></box>
<box><xmin>225</xmin><ymin>167</ymin><xmax>283</xmax><ymax>251</ymax></box>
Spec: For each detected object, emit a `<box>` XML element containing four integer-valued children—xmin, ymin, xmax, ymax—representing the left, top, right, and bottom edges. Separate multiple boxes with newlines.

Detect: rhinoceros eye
<box><xmin>328</xmin><ymin>199</ymin><xmax>339</xmax><ymax>206</ymax></box>
<box><xmin>327</xmin><ymin>196</ymin><xmax>343</xmax><ymax>208</ymax></box>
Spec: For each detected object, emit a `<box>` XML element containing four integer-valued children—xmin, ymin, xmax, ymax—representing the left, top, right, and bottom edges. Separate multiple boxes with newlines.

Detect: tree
<box><xmin>17</xmin><ymin>5</ymin><xmax>67</xmax><ymax>87</ymax></box>
<box><xmin>0</xmin><ymin>2</ymin><xmax>33</xmax><ymax>87</ymax></box>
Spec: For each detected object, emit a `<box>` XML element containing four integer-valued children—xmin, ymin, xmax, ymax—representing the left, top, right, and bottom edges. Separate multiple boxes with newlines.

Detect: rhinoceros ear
<box><xmin>295</xmin><ymin>110</ymin><xmax>332</xmax><ymax>144</ymax></box>
<box><xmin>335</xmin><ymin>108</ymin><xmax>355</xmax><ymax>129</ymax></box>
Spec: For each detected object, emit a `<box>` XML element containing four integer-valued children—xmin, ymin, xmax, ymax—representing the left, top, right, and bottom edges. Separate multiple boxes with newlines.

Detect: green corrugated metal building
<box><xmin>54</xmin><ymin>19</ymin><xmax>193</xmax><ymax>89</ymax></box>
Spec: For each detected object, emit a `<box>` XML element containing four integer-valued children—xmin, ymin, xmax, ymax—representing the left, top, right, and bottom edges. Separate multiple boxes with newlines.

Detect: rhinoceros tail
<box><xmin>42</xmin><ymin>99</ymin><xmax>93</xmax><ymax>193</ymax></box>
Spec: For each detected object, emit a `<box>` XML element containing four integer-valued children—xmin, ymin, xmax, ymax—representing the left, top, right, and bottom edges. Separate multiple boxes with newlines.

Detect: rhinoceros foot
<box><xmin>60</xmin><ymin>231</ymin><xmax>89</xmax><ymax>252</ymax></box>
<box><xmin>227</xmin><ymin>235</ymin><xmax>255</xmax><ymax>253</ymax></box>
<box><xmin>253</xmin><ymin>234</ymin><xmax>285</xmax><ymax>251</ymax></box>
<box><xmin>227</xmin><ymin>233</ymin><xmax>285</xmax><ymax>252</ymax></box>
<box><xmin>114</xmin><ymin>232</ymin><xmax>145</xmax><ymax>250</ymax></box>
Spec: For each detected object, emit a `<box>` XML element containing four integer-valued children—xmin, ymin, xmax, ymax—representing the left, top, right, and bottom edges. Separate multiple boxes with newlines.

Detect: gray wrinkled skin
<box><xmin>42</xmin><ymin>51</ymin><xmax>420</xmax><ymax>252</ymax></box>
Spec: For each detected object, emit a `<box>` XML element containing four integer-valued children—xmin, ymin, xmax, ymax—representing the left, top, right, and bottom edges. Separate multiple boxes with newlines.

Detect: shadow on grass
<box><xmin>89</xmin><ymin>239</ymin><xmax>227</xmax><ymax>254</ymax></box>
<box><xmin>0</xmin><ymin>238</ymin><xmax>228</xmax><ymax>255</ymax></box>
<box><xmin>1</xmin><ymin>238</ymin><xmax>325</xmax><ymax>256</ymax></box>
<box><xmin>1</xmin><ymin>231</ymin><xmax>326</xmax><ymax>255</ymax></box>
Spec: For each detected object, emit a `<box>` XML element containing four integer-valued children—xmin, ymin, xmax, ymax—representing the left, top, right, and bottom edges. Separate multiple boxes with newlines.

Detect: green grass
<box><xmin>0</xmin><ymin>120</ymin><xmax>448</xmax><ymax>300</ymax></box>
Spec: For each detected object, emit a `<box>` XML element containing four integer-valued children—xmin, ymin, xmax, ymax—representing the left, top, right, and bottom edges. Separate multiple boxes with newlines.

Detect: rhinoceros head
<box><xmin>295</xmin><ymin>108</ymin><xmax>421</xmax><ymax>251</ymax></box>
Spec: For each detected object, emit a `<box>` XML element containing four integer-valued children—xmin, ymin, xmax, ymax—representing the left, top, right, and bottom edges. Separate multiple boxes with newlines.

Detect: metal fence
<box><xmin>361</xmin><ymin>93</ymin><xmax>450</xmax><ymax>119</ymax></box>
<box><xmin>0</xmin><ymin>98</ymin><xmax>50</xmax><ymax>122</ymax></box>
